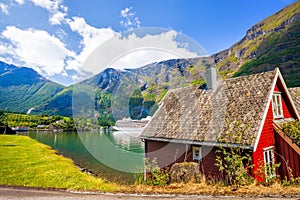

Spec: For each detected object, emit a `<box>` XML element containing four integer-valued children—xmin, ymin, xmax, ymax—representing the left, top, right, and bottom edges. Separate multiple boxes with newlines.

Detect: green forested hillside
<box><xmin>0</xmin><ymin>62</ymin><xmax>64</xmax><ymax>113</ymax></box>
<box><xmin>234</xmin><ymin>19</ymin><xmax>300</xmax><ymax>87</ymax></box>
<box><xmin>214</xmin><ymin>0</ymin><xmax>300</xmax><ymax>87</ymax></box>
<box><xmin>0</xmin><ymin>81</ymin><xmax>64</xmax><ymax>113</ymax></box>
<box><xmin>0</xmin><ymin>111</ymin><xmax>76</xmax><ymax>131</ymax></box>
<box><xmin>31</xmin><ymin>87</ymin><xmax>73</xmax><ymax>117</ymax></box>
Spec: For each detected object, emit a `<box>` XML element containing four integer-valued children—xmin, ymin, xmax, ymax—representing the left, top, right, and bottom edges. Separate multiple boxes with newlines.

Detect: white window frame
<box><xmin>192</xmin><ymin>146</ymin><xmax>202</xmax><ymax>160</ymax></box>
<box><xmin>272</xmin><ymin>92</ymin><xmax>283</xmax><ymax>119</ymax></box>
<box><xmin>263</xmin><ymin>146</ymin><xmax>276</xmax><ymax>178</ymax></box>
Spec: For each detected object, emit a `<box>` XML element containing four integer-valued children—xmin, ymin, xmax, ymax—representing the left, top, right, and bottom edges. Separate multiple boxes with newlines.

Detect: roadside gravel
<box><xmin>0</xmin><ymin>187</ymin><xmax>299</xmax><ymax>200</ymax></box>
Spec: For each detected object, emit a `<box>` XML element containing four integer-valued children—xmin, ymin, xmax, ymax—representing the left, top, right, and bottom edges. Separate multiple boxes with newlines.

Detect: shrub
<box><xmin>215</xmin><ymin>120</ymin><xmax>254</xmax><ymax>186</ymax></box>
<box><xmin>255</xmin><ymin>160</ymin><xmax>281</xmax><ymax>186</ymax></box>
<box><xmin>135</xmin><ymin>158</ymin><xmax>170</xmax><ymax>186</ymax></box>
<box><xmin>282</xmin><ymin>167</ymin><xmax>300</xmax><ymax>186</ymax></box>
<box><xmin>281</xmin><ymin>120</ymin><xmax>300</xmax><ymax>147</ymax></box>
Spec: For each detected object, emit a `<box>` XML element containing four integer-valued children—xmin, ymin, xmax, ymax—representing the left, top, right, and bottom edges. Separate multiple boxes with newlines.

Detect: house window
<box><xmin>192</xmin><ymin>146</ymin><xmax>202</xmax><ymax>160</ymax></box>
<box><xmin>263</xmin><ymin>146</ymin><xmax>276</xmax><ymax>178</ymax></box>
<box><xmin>272</xmin><ymin>93</ymin><xmax>283</xmax><ymax>118</ymax></box>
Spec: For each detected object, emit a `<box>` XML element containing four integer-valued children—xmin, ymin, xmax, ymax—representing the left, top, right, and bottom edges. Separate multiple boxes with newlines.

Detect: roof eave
<box><xmin>278</xmin><ymin>73</ymin><xmax>300</xmax><ymax>121</ymax></box>
<box><xmin>140</xmin><ymin>136</ymin><xmax>254</xmax><ymax>150</ymax></box>
<box><xmin>252</xmin><ymin>68</ymin><xmax>279</xmax><ymax>151</ymax></box>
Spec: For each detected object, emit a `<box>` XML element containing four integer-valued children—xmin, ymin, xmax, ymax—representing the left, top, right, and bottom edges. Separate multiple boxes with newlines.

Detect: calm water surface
<box><xmin>23</xmin><ymin>130</ymin><xmax>145</xmax><ymax>184</ymax></box>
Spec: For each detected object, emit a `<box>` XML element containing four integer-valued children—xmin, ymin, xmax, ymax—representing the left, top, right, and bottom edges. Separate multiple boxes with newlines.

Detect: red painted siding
<box><xmin>275</xmin><ymin>132</ymin><xmax>300</xmax><ymax>179</ymax></box>
<box><xmin>146</xmin><ymin>140</ymin><xmax>189</xmax><ymax>168</ymax></box>
<box><xmin>253</xmin><ymin>78</ymin><xmax>297</xmax><ymax>181</ymax></box>
<box><xmin>252</xmin><ymin>102</ymin><xmax>276</xmax><ymax>182</ymax></box>
<box><xmin>145</xmin><ymin>140</ymin><xmax>222</xmax><ymax>180</ymax></box>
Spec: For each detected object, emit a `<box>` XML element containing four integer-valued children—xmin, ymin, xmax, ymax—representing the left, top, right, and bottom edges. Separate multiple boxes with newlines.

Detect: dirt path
<box><xmin>0</xmin><ymin>187</ymin><xmax>299</xmax><ymax>200</ymax></box>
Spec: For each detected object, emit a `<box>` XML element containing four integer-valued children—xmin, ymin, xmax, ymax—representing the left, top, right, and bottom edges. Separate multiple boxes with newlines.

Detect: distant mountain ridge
<box><xmin>0</xmin><ymin>61</ymin><xmax>64</xmax><ymax>113</ymax></box>
<box><xmin>211</xmin><ymin>0</ymin><xmax>300</xmax><ymax>87</ymax></box>
<box><xmin>0</xmin><ymin>1</ymin><xmax>299</xmax><ymax>117</ymax></box>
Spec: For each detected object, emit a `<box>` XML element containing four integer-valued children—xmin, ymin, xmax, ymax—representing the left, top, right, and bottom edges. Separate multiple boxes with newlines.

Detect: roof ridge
<box><xmin>225</xmin><ymin>68</ymin><xmax>277</xmax><ymax>82</ymax></box>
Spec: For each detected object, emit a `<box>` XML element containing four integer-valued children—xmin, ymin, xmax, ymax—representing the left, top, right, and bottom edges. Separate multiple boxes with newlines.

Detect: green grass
<box><xmin>0</xmin><ymin>135</ymin><xmax>119</xmax><ymax>191</ymax></box>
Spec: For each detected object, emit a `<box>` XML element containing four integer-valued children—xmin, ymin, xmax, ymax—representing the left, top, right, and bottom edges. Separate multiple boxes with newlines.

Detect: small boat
<box><xmin>12</xmin><ymin>126</ymin><xmax>29</xmax><ymax>132</ymax></box>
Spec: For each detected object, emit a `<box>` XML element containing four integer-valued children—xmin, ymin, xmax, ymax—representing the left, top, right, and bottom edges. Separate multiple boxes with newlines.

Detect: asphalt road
<box><xmin>0</xmin><ymin>187</ymin><xmax>299</xmax><ymax>200</ymax></box>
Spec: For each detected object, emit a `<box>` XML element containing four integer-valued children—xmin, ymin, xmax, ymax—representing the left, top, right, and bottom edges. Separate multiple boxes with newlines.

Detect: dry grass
<box><xmin>122</xmin><ymin>182</ymin><xmax>300</xmax><ymax>197</ymax></box>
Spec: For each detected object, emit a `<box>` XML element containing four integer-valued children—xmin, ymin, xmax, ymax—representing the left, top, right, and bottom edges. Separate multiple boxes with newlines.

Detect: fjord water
<box><xmin>23</xmin><ymin>131</ymin><xmax>145</xmax><ymax>184</ymax></box>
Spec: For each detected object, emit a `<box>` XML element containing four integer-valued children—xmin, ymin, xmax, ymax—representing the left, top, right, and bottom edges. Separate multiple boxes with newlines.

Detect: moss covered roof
<box><xmin>141</xmin><ymin>69</ymin><xmax>278</xmax><ymax>147</ymax></box>
<box><xmin>288</xmin><ymin>87</ymin><xmax>300</xmax><ymax>116</ymax></box>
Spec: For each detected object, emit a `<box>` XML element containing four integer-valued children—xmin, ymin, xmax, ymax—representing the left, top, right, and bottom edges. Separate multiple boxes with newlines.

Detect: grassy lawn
<box><xmin>0</xmin><ymin>135</ymin><xmax>299</xmax><ymax>196</ymax></box>
<box><xmin>0</xmin><ymin>135</ymin><xmax>119</xmax><ymax>192</ymax></box>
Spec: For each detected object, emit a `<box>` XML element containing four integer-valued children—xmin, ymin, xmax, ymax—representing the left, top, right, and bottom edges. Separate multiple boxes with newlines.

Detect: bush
<box><xmin>135</xmin><ymin>158</ymin><xmax>170</xmax><ymax>186</ymax></box>
<box><xmin>282</xmin><ymin>120</ymin><xmax>300</xmax><ymax>147</ymax></box>
<box><xmin>255</xmin><ymin>160</ymin><xmax>280</xmax><ymax>186</ymax></box>
<box><xmin>282</xmin><ymin>167</ymin><xmax>300</xmax><ymax>186</ymax></box>
<box><xmin>215</xmin><ymin>120</ymin><xmax>253</xmax><ymax>186</ymax></box>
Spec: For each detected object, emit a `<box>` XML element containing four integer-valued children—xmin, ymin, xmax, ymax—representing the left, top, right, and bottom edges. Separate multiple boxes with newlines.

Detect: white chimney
<box><xmin>206</xmin><ymin>66</ymin><xmax>217</xmax><ymax>90</ymax></box>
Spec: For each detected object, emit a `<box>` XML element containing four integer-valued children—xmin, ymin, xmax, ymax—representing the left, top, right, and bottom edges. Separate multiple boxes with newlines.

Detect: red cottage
<box><xmin>140</xmin><ymin>68</ymin><xmax>300</xmax><ymax>181</ymax></box>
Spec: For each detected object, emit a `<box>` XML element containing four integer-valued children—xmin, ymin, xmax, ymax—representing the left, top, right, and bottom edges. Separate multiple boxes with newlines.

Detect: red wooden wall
<box><xmin>275</xmin><ymin>132</ymin><xmax>300</xmax><ymax>179</ymax></box>
<box><xmin>252</xmin><ymin>102</ymin><xmax>276</xmax><ymax>181</ymax></box>
<box><xmin>252</xmin><ymin>78</ymin><xmax>298</xmax><ymax>181</ymax></box>
<box><xmin>146</xmin><ymin>140</ymin><xmax>225</xmax><ymax>181</ymax></box>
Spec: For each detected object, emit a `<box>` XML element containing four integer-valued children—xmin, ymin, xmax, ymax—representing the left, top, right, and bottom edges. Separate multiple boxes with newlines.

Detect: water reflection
<box><xmin>110</xmin><ymin>130</ymin><xmax>143</xmax><ymax>151</ymax></box>
<box><xmin>78</xmin><ymin>130</ymin><xmax>144</xmax><ymax>174</ymax></box>
<box><xmin>22</xmin><ymin>130</ymin><xmax>145</xmax><ymax>184</ymax></box>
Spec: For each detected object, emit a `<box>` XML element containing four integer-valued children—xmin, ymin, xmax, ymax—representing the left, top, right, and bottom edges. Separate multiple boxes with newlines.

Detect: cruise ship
<box><xmin>112</xmin><ymin>116</ymin><xmax>151</xmax><ymax>132</ymax></box>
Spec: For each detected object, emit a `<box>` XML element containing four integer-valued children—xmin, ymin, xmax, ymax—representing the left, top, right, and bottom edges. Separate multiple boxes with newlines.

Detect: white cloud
<box><xmin>0</xmin><ymin>3</ymin><xmax>9</xmax><ymax>14</ymax></box>
<box><xmin>0</xmin><ymin>26</ymin><xmax>75</xmax><ymax>76</ymax></box>
<box><xmin>0</xmin><ymin>2</ymin><xmax>204</xmax><ymax>85</ymax></box>
<box><xmin>49</xmin><ymin>11</ymin><xmax>66</xmax><ymax>25</ymax></box>
<box><xmin>14</xmin><ymin>0</ymin><xmax>25</xmax><ymax>5</ymax></box>
<box><xmin>66</xmin><ymin>17</ymin><xmax>117</xmax><ymax>71</ymax></box>
<box><xmin>30</xmin><ymin>0</ymin><xmax>67</xmax><ymax>25</ymax></box>
<box><xmin>120</xmin><ymin>7</ymin><xmax>141</xmax><ymax>30</ymax></box>
<box><xmin>60</xmin><ymin>4</ymin><xmax>67</xmax><ymax>12</ymax></box>
<box><xmin>82</xmin><ymin>29</ymin><xmax>203</xmax><ymax>75</ymax></box>
<box><xmin>30</xmin><ymin>0</ymin><xmax>60</xmax><ymax>11</ymax></box>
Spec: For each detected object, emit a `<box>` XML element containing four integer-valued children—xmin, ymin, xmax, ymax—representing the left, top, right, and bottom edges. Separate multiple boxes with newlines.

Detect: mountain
<box><xmin>212</xmin><ymin>0</ymin><xmax>300</xmax><ymax>87</ymax></box>
<box><xmin>1</xmin><ymin>1</ymin><xmax>299</xmax><ymax>120</ymax></box>
<box><xmin>32</xmin><ymin>1</ymin><xmax>300</xmax><ymax>120</ymax></box>
<box><xmin>31</xmin><ymin>87</ymin><xmax>73</xmax><ymax>117</ymax></box>
<box><xmin>0</xmin><ymin>61</ymin><xmax>64</xmax><ymax>113</ymax></box>
<box><xmin>33</xmin><ymin>58</ymin><xmax>202</xmax><ymax>120</ymax></box>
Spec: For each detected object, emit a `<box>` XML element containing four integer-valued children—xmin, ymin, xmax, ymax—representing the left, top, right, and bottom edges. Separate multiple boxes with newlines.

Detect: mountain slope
<box><xmin>1</xmin><ymin>1</ymin><xmax>299</xmax><ymax>119</ymax></box>
<box><xmin>212</xmin><ymin>0</ymin><xmax>300</xmax><ymax>87</ymax></box>
<box><xmin>31</xmin><ymin>87</ymin><xmax>73</xmax><ymax>117</ymax></box>
<box><xmin>234</xmin><ymin>16</ymin><xmax>300</xmax><ymax>87</ymax></box>
<box><xmin>33</xmin><ymin>58</ymin><xmax>203</xmax><ymax>118</ymax></box>
<box><xmin>0</xmin><ymin>61</ymin><xmax>64</xmax><ymax>113</ymax></box>
<box><xmin>33</xmin><ymin>0</ymin><xmax>300</xmax><ymax>118</ymax></box>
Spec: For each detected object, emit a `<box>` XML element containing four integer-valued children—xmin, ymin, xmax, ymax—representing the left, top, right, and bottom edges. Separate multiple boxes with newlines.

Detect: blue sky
<box><xmin>0</xmin><ymin>0</ymin><xmax>296</xmax><ymax>85</ymax></box>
